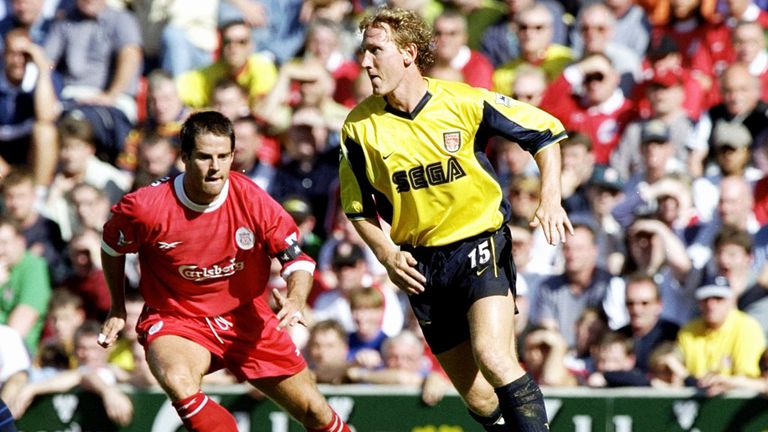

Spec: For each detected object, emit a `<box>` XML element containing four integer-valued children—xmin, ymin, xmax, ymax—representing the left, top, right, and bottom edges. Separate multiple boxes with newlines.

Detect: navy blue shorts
<box><xmin>402</xmin><ymin>226</ymin><xmax>517</xmax><ymax>355</ymax></box>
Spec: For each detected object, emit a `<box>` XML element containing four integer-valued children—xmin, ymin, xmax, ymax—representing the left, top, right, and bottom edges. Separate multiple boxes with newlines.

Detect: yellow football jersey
<box><xmin>340</xmin><ymin>78</ymin><xmax>566</xmax><ymax>247</ymax></box>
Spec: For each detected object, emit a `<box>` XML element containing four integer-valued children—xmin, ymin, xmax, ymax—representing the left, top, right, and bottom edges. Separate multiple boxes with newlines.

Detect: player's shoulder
<box><xmin>345</xmin><ymin>94</ymin><xmax>387</xmax><ymax>124</ymax></box>
<box><xmin>120</xmin><ymin>175</ymin><xmax>176</xmax><ymax>208</ymax></box>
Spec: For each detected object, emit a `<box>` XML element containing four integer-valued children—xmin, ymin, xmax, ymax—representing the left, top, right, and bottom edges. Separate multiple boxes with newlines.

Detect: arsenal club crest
<box><xmin>443</xmin><ymin>131</ymin><xmax>461</xmax><ymax>153</ymax></box>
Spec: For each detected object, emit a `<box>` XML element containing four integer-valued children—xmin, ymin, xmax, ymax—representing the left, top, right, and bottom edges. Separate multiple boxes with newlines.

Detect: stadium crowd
<box><xmin>1</xmin><ymin>0</ymin><xmax>768</xmax><ymax>425</ymax></box>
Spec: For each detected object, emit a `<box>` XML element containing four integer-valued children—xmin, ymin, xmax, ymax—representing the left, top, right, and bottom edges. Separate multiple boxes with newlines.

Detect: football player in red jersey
<box><xmin>97</xmin><ymin>111</ymin><xmax>350</xmax><ymax>432</ymax></box>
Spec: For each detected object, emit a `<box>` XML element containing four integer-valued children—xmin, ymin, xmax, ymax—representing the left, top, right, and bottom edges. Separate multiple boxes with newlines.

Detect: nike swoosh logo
<box><xmin>476</xmin><ymin>266</ymin><xmax>488</xmax><ymax>276</ymax></box>
<box><xmin>383</xmin><ymin>152</ymin><xmax>394</xmax><ymax>160</ymax></box>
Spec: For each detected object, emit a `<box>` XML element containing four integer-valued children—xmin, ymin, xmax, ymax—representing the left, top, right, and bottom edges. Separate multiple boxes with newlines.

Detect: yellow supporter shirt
<box><xmin>176</xmin><ymin>54</ymin><xmax>278</xmax><ymax>108</ymax></box>
<box><xmin>677</xmin><ymin>309</ymin><xmax>766</xmax><ymax>378</ymax></box>
<box><xmin>491</xmin><ymin>44</ymin><xmax>574</xmax><ymax>95</ymax></box>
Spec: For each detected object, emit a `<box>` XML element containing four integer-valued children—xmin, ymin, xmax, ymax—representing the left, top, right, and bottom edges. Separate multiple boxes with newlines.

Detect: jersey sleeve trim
<box><xmin>343</xmin><ymin>137</ymin><xmax>379</xmax><ymax>220</ymax></box>
<box><xmin>101</xmin><ymin>240</ymin><xmax>124</xmax><ymax>257</ymax></box>
<box><xmin>281</xmin><ymin>260</ymin><xmax>316</xmax><ymax>279</ymax></box>
<box><xmin>532</xmin><ymin>130</ymin><xmax>568</xmax><ymax>156</ymax></box>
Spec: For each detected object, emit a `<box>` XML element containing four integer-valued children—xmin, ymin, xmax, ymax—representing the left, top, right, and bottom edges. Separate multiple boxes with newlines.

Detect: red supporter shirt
<box><xmin>102</xmin><ymin>172</ymin><xmax>315</xmax><ymax>317</ymax></box>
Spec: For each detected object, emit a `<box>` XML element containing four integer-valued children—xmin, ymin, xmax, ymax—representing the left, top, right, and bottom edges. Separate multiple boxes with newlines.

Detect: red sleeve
<box><xmin>102</xmin><ymin>192</ymin><xmax>144</xmax><ymax>255</ymax></box>
<box><xmin>463</xmin><ymin>51</ymin><xmax>494</xmax><ymax>90</ymax></box>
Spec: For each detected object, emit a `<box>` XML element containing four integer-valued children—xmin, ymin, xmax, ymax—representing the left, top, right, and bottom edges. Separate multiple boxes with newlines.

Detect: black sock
<box><xmin>0</xmin><ymin>398</ymin><xmax>17</xmax><ymax>432</ymax></box>
<box><xmin>467</xmin><ymin>406</ymin><xmax>508</xmax><ymax>432</ymax></box>
<box><xmin>494</xmin><ymin>374</ymin><xmax>549</xmax><ymax>432</ymax></box>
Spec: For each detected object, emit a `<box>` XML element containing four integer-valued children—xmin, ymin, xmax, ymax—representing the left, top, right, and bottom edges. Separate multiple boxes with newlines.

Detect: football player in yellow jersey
<box><xmin>340</xmin><ymin>7</ymin><xmax>573</xmax><ymax>431</ymax></box>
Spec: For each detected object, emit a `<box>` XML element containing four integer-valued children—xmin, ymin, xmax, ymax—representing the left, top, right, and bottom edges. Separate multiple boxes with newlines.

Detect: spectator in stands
<box><xmin>540</xmin><ymin>53</ymin><xmax>636</xmax><ymax>164</ymax></box>
<box><xmin>560</xmin><ymin>132</ymin><xmax>596</xmax><ymax>215</ymax></box>
<box><xmin>0</xmin><ymin>0</ymin><xmax>54</xmax><ymax>47</ymax></box>
<box><xmin>271</xmin><ymin>113</ymin><xmax>339</xmax><ymax>238</ymax></box>
<box><xmin>731</xmin><ymin>21</ymin><xmax>768</xmax><ymax>102</ymax></box>
<box><xmin>430</xmin><ymin>10</ymin><xmax>493</xmax><ymax>89</ymax></box>
<box><xmin>68</xmin><ymin>183</ymin><xmax>110</xmax><ymax>234</ymax></box>
<box><xmin>611</xmin><ymin>120</ymin><xmax>685</xmax><ymax>229</ymax></box>
<box><xmin>210</xmin><ymin>78</ymin><xmax>252</xmax><ymax>121</ymax></box>
<box><xmin>647</xmin><ymin>341</ymin><xmax>693</xmax><ymax>388</ymax></box>
<box><xmin>510</xmin><ymin>64</ymin><xmax>548</xmax><ymax>107</ymax></box>
<box><xmin>521</xmin><ymin>326</ymin><xmax>578</xmax><ymax>387</ymax></box>
<box><xmin>43</xmin><ymin>113</ymin><xmax>132</xmax><ymax>240</ymax></box>
<box><xmin>704</xmin><ymin>63</ymin><xmax>768</xmax><ymax>148</ymax></box>
<box><xmin>44</xmin><ymin>0</ymin><xmax>143</xmax><ymax>162</ymax></box>
<box><xmin>156</xmin><ymin>0</ymin><xmax>219</xmax><ymax>77</ymax></box>
<box><xmin>533</xmin><ymin>222</ymin><xmax>628</xmax><ymax>348</ymax></box>
<box><xmin>305</xmin><ymin>319</ymin><xmax>351</xmax><ymax>385</ymax></box>
<box><xmin>130</xmin><ymin>134</ymin><xmax>181</xmax><ymax>191</ymax></box>
<box><xmin>218</xmin><ymin>0</ymin><xmax>307</xmax><ymax>65</ymax></box>
<box><xmin>61</xmin><ymin>228</ymin><xmax>110</xmax><ymax>322</ymax></box>
<box><xmin>106</xmin><ymin>290</ymin><xmax>144</xmax><ymax>375</ymax></box>
<box><xmin>491</xmin><ymin>137</ymin><xmax>538</xmax><ymax>192</ymax></box>
<box><xmin>587</xmin><ymin>331</ymin><xmax>650</xmax><ymax>387</ymax></box>
<box><xmin>302</xmin><ymin>18</ymin><xmax>360</xmax><ymax>107</ymax></box>
<box><xmin>443</xmin><ymin>0</ymin><xmax>506</xmax><ymax>50</ymax></box>
<box><xmin>347</xmin><ymin>287</ymin><xmax>388</xmax><ymax>370</ymax></box>
<box><xmin>1</xmin><ymin>167</ymin><xmax>66</xmax><ymax>283</ymax></box>
<box><xmin>480</xmin><ymin>0</ymin><xmax>568</xmax><ymax>67</ymax></box>
<box><xmin>117</xmin><ymin>69</ymin><xmax>189</xmax><ymax>173</ymax></box>
<box><xmin>312</xmin><ymin>240</ymin><xmax>405</xmax><ymax>338</ymax></box>
<box><xmin>612</xmin><ymin>70</ymin><xmax>698</xmax><ymax>180</ymax></box>
<box><xmin>618</xmin><ymin>274</ymin><xmax>680</xmax><ymax>373</ymax></box>
<box><xmin>255</xmin><ymin>58</ymin><xmax>349</xmax><ymax>136</ymax></box>
<box><xmin>40</xmin><ymin>288</ymin><xmax>85</xmax><ymax>364</ymax></box>
<box><xmin>677</xmin><ymin>278</ymin><xmax>766</xmax><ymax>381</ymax></box>
<box><xmin>4</xmin><ymin>320</ymin><xmax>134</xmax><ymax>425</ymax></box>
<box><xmin>232</xmin><ymin>115</ymin><xmax>274</xmax><ymax>192</ymax></box>
<box><xmin>507</xmin><ymin>219</ymin><xmax>547</xmax><ymax>329</ymax></box>
<box><xmin>580</xmin><ymin>165</ymin><xmax>626</xmax><ymax>275</ymax></box>
<box><xmin>604</xmin><ymin>0</ymin><xmax>652</xmax><ymax>57</ymax></box>
<box><xmin>492</xmin><ymin>2</ymin><xmax>574</xmax><ymax>94</ymax></box>
<box><xmin>346</xmin><ymin>329</ymin><xmax>433</xmax><ymax>385</ymax></box>
<box><xmin>570</xmin><ymin>2</ymin><xmax>642</xmax><ymax>95</ymax></box>
<box><xmin>0</xmin><ymin>28</ymin><xmax>61</xmax><ymax>186</ymax></box>
<box><xmin>566</xmin><ymin>307</ymin><xmax>610</xmax><ymax>383</ymax></box>
<box><xmin>176</xmin><ymin>20</ymin><xmax>277</xmax><ymax>111</ymax></box>
<box><xmin>687</xmin><ymin>176</ymin><xmax>760</xmax><ymax>269</ymax></box>
<box><xmin>0</xmin><ymin>216</ymin><xmax>51</xmax><ymax>353</ymax></box>
<box><xmin>696</xmin><ymin>348</ymin><xmax>768</xmax><ymax>395</ymax></box>
<box><xmin>621</xmin><ymin>217</ymin><xmax>694</xmax><ymax>325</ymax></box>
<box><xmin>0</xmin><ymin>323</ymin><xmax>31</xmax><ymax>387</ymax></box>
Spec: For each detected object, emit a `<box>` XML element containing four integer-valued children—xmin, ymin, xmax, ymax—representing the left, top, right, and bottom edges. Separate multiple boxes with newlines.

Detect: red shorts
<box><xmin>136</xmin><ymin>300</ymin><xmax>306</xmax><ymax>381</ymax></box>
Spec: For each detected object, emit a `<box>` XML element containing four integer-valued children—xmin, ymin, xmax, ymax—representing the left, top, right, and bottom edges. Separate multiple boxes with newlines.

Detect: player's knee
<box><xmin>463</xmin><ymin>387</ymin><xmax>499</xmax><ymax>416</ymax></box>
<box><xmin>473</xmin><ymin>347</ymin><xmax>514</xmax><ymax>379</ymax></box>
<box><xmin>156</xmin><ymin>367</ymin><xmax>202</xmax><ymax>399</ymax></box>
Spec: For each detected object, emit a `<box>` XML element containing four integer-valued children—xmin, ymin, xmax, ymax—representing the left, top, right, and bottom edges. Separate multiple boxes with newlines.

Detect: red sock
<box><xmin>306</xmin><ymin>409</ymin><xmax>351</xmax><ymax>432</ymax></box>
<box><xmin>172</xmin><ymin>390</ymin><xmax>238</xmax><ymax>432</ymax></box>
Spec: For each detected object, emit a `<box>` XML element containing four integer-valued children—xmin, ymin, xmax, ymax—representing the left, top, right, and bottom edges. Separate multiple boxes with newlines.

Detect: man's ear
<box><xmin>402</xmin><ymin>44</ymin><xmax>418</xmax><ymax>66</ymax></box>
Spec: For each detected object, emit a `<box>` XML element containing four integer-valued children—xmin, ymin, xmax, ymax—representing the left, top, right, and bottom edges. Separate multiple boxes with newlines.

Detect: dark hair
<box><xmin>714</xmin><ymin>225</ymin><xmax>753</xmax><ymax>254</ymax></box>
<box><xmin>219</xmin><ymin>19</ymin><xmax>250</xmax><ymax>35</ymax></box>
<box><xmin>359</xmin><ymin>7</ymin><xmax>435</xmax><ymax>73</ymax></box>
<box><xmin>179</xmin><ymin>111</ymin><xmax>235</xmax><ymax>156</ymax></box>
<box><xmin>58</xmin><ymin>112</ymin><xmax>95</xmax><ymax>144</ymax></box>
<box><xmin>625</xmin><ymin>272</ymin><xmax>661</xmax><ymax>301</ymax></box>
<box><xmin>1</xmin><ymin>167</ymin><xmax>35</xmax><ymax>190</ymax></box>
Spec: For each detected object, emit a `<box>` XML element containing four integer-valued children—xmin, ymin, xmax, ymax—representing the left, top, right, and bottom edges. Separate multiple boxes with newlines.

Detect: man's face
<box><xmin>75</xmin><ymin>333</ymin><xmax>107</xmax><ymax>367</ymax></box>
<box><xmin>3</xmin><ymin>35</ymin><xmax>29</xmax><ymax>84</ymax></box>
<box><xmin>139</xmin><ymin>140</ymin><xmax>177</xmax><ymax>177</ymax></box>
<box><xmin>0</xmin><ymin>225</ymin><xmax>25</xmax><ymax>266</ymax></box>
<box><xmin>71</xmin><ymin>186</ymin><xmax>110</xmax><ymax>230</ymax></box>
<box><xmin>434</xmin><ymin>16</ymin><xmax>467</xmax><ymax>62</ymax></box>
<box><xmin>12</xmin><ymin>0</ymin><xmax>43</xmax><ymax>25</ymax></box>
<box><xmin>595</xmin><ymin>342</ymin><xmax>632</xmax><ymax>372</ymax></box>
<box><xmin>516</xmin><ymin>10</ymin><xmax>553</xmax><ymax>57</ymax></box>
<box><xmin>580</xmin><ymin>9</ymin><xmax>612</xmax><ymax>54</ymax></box>
<box><xmin>233</xmin><ymin>120</ymin><xmax>261</xmax><ymax>170</ymax></box>
<box><xmin>148</xmin><ymin>81</ymin><xmax>183</xmax><ymax>125</ymax></box>
<box><xmin>308</xmin><ymin>329</ymin><xmax>348</xmax><ymax>366</ymax></box>
<box><xmin>59</xmin><ymin>137</ymin><xmax>94</xmax><ymax>176</ymax></box>
<box><xmin>2</xmin><ymin>180</ymin><xmax>36</xmax><ymax>223</ymax></box>
<box><xmin>563</xmin><ymin>227</ymin><xmax>597</xmax><ymax>274</ymax></box>
<box><xmin>181</xmin><ymin>133</ymin><xmax>234</xmax><ymax>204</ymax></box>
<box><xmin>733</xmin><ymin>24</ymin><xmax>764</xmax><ymax>63</ymax></box>
<box><xmin>722</xmin><ymin>71</ymin><xmax>760</xmax><ymax>116</ymax></box>
<box><xmin>715</xmin><ymin>243</ymin><xmax>751</xmax><ymax>280</ymax></box>
<box><xmin>212</xmin><ymin>86</ymin><xmax>250</xmax><ymax>121</ymax></box>
<box><xmin>221</xmin><ymin>24</ymin><xmax>252</xmax><ymax>70</ymax></box>
<box><xmin>625</xmin><ymin>280</ymin><xmax>662</xmax><ymax>333</ymax></box>
<box><xmin>698</xmin><ymin>296</ymin><xmax>732</xmax><ymax>328</ymax></box>
<box><xmin>307</xmin><ymin>25</ymin><xmax>338</xmax><ymax>62</ymax></box>
<box><xmin>360</xmin><ymin>24</ymin><xmax>409</xmax><ymax>96</ymax></box>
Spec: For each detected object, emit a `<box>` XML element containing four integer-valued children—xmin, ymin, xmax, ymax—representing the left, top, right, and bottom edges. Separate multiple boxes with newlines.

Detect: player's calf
<box><xmin>172</xmin><ymin>390</ymin><xmax>238</xmax><ymax>432</ymax></box>
<box><xmin>494</xmin><ymin>373</ymin><xmax>549</xmax><ymax>432</ymax></box>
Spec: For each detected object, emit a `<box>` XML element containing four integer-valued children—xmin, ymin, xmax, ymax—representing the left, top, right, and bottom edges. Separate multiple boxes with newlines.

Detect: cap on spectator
<box><xmin>647</xmin><ymin>35</ymin><xmax>678</xmax><ymax>60</ymax></box>
<box><xmin>640</xmin><ymin>119</ymin><xmax>671</xmax><ymax>144</ymax></box>
<box><xmin>332</xmin><ymin>241</ymin><xmax>365</xmax><ymax>268</ymax></box>
<box><xmin>712</xmin><ymin>120</ymin><xmax>752</xmax><ymax>149</ymax></box>
<box><xmin>282</xmin><ymin>195</ymin><xmax>312</xmax><ymax>221</ymax></box>
<box><xmin>695</xmin><ymin>276</ymin><xmax>733</xmax><ymax>300</ymax></box>
<box><xmin>590</xmin><ymin>164</ymin><xmax>624</xmax><ymax>191</ymax></box>
<box><xmin>647</xmin><ymin>70</ymin><xmax>683</xmax><ymax>88</ymax></box>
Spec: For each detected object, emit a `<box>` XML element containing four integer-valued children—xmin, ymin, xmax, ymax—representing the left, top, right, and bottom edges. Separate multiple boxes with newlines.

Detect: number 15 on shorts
<box><xmin>468</xmin><ymin>239</ymin><xmax>496</xmax><ymax>277</ymax></box>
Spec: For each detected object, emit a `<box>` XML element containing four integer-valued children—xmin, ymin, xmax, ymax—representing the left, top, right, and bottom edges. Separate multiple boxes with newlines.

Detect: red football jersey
<box><xmin>102</xmin><ymin>172</ymin><xmax>315</xmax><ymax>317</ymax></box>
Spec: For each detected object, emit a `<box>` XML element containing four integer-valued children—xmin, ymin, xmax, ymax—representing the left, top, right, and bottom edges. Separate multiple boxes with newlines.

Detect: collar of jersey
<box><xmin>384</xmin><ymin>90</ymin><xmax>432</xmax><ymax>120</ymax></box>
<box><xmin>174</xmin><ymin>174</ymin><xmax>229</xmax><ymax>213</ymax></box>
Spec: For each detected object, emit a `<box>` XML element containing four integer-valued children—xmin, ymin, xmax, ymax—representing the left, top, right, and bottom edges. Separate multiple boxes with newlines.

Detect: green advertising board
<box><xmin>14</xmin><ymin>385</ymin><xmax>768</xmax><ymax>431</ymax></box>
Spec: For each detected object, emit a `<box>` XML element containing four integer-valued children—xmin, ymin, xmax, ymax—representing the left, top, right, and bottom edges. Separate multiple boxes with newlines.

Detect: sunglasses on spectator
<box><xmin>435</xmin><ymin>29</ymin><xmax>461</xmax><ymax>37</ymax></box>
<box><xmin>584</xmin><ymin>72</ymin><xmax>605</xmax><ymax>83</ymax></box>
<box><xmin>580</xmin><ymin>24</ymin><xmax>608</xmax><ymax>33</ymax></box>
<box><xmin>513</xmin><ymin>92</ymin><xmax>539</xmax><ymax>102</ymax></box>
<box><xmin>517</xmin><ymin>23</ymin><xmax>548</xmax><ymax>31</ymax></box>
<box><xmin>223</xmin><ymin>37</ymin><xmax>250</xmax><ymax>46</ymax></box>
